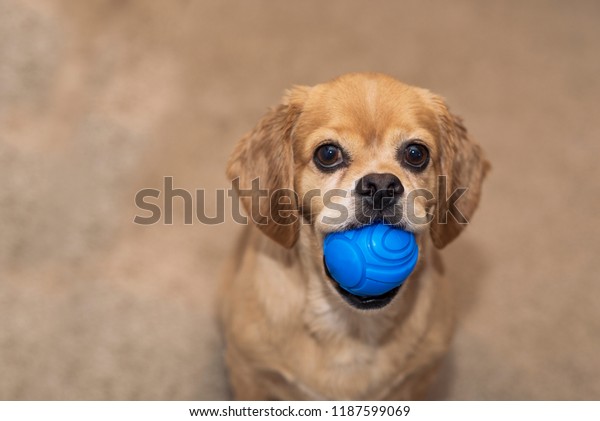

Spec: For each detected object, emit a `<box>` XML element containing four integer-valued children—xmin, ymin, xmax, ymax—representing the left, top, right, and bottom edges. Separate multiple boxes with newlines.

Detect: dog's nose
<box><xmin>355</xmin><ymin>173</ymin><xmax>404</xmax><ymax>210</ymax></box>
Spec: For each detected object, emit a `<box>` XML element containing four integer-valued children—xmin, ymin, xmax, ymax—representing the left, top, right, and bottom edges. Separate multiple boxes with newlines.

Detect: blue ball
<box><xmin>323</xmin><ymin>224</ymin><xmax>419</xmax><ymax>297</ymax></box>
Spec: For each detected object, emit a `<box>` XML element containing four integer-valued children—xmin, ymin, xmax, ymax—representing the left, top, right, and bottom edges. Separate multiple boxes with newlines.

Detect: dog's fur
<box><xmin>221</xmin><ymin>73</ymin><xmax>488</xmax><ymax>400</ymax></box>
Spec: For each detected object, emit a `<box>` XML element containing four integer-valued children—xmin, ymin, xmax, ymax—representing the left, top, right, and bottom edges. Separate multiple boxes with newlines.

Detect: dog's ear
<box><xmin>429</xmin><ymin>96</ymin><xmax>490</xmax><ymax>249</ymax></box>
<box><xmin>226</xmin><ymin>86</ymin><xmax>309</xmax><ymax>248</ymax></box>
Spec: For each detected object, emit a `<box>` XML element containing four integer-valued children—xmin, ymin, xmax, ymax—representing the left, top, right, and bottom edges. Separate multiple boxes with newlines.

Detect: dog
<box><xmin>220</xmin><ymin>72</ymin><xmax>488</xmax><ymax>400</ymax></box>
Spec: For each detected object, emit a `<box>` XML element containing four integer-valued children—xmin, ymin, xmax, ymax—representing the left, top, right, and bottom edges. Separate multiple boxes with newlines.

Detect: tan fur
<box><xmin>221</xmin><ymin>73</ymin><xmax>488</xmax><ymax>400</ymax></box>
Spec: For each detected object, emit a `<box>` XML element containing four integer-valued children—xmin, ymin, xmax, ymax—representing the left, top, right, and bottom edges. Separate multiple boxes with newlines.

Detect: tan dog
<box><xmin>221</xmin><ymin>73</ymin><xmax>488</xmax><ymax>400</ymax></box>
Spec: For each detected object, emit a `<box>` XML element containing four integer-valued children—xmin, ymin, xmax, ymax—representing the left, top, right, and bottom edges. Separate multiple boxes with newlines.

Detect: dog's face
<box><xmin>292</xmin><ymin>76</ymin><xmax>444</xmax><ymax>238</ymax></box>
<box><xmin>227</xmin><ymin>73</ymin><xmax>488</xmax><ymax>308</ymax></box>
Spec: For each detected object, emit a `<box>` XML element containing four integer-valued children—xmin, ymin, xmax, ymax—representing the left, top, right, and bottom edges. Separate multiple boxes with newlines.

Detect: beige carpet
<box><xmin>1</xmin><ymin>0</ymin><xmax>599</xmax><ymax>400</ymax></box>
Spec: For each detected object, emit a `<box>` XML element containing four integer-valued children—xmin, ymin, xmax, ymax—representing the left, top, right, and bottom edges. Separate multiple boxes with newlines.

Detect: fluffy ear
<box><xmin>429</xmin><ymin>96</ymin><xmax>490</xmax><ymax>249</ymax></box>
<box><xmin>226</xmin><ymin>87</ymin><xmax>309</xmax><ymax>248</ymax></box>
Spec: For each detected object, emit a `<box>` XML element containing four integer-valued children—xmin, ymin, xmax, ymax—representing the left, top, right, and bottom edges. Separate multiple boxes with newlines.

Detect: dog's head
<box><xmin>227</xmin><ymin>73</ymin><xmax>488</xmax><ymax>308</ymax></box>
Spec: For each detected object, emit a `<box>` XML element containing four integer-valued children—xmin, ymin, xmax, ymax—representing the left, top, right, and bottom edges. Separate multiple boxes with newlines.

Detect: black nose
<box><xmin>355</xmin><ymin>173</ymin><xmax>404</xmax><ymax>210</ymax></box>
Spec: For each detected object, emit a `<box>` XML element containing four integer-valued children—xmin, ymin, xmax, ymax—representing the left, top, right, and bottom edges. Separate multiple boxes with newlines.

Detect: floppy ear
<box><xmin>429</xmin><ymin>96</ymin><xmax>490</xmax><ymax>249</ymax></box>
<box><xmin>226</xmin><ymin>87</ymin><xmax>309</xmax><ymax>248</ymax></box>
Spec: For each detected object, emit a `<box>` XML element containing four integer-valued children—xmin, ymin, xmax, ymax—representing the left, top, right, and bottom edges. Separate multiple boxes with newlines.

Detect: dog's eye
<box><xmin>403</xmin><ymin>143</ymin><xmax>429</xmax><ymax>169</ymax></box>
<box><xmin>314</xmin><ymin>144</ymin><xmax>344</xmax><ymax>170</ymax></box>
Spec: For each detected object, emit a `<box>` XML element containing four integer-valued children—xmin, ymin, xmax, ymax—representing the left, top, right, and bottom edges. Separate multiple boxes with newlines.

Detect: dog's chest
<box><xmin>272</xmin><ymin>333</ymin><xmax>401</xmax><ymax>400</ymax></box>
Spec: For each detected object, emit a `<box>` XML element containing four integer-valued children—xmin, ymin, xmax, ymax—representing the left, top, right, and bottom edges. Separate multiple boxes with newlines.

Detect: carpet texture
<box><xmin>1</xmin><ymin>0</ymin><xmax>599</xmax><ymax>400</ymax></box>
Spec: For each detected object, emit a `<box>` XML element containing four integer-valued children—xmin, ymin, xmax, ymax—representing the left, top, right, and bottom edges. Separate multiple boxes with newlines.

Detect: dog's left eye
<box><xmin>402</xmin><ymin>143</ymin><xmax>429</xmax><ymax>170</ymax></box>
<box><xmin>314</xmin><ymin>144</ymin><xmax>344</xmax><ymax>170</ymax></box>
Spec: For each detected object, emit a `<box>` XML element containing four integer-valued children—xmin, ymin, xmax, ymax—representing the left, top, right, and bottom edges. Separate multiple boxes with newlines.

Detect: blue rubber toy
<box><xmin>323</xmin><ymin>224</ymin><xmax>419</xmax><ymax>297</ymax></box>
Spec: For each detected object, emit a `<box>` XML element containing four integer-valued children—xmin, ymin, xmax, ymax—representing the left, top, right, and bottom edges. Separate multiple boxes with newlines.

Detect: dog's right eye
<box><xmin>314</xmin><ymin>144</ymin><xmax>344</xmax><ymax>171</ymax></box>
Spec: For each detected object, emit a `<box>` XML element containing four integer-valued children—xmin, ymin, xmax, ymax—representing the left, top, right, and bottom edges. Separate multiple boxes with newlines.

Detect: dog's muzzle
<box><xmin>354</xmin><ymin>172</ymin><xmax>404</xmax><ymax>226</ymax></box>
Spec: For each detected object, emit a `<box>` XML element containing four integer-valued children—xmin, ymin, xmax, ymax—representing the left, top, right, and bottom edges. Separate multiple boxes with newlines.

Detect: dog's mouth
<box><xmin>329</xmin><ymin>214</ymin><xmax>409</xmax><ymax>236</ymax></box>
<box><xmin>322</xmin><ymin>256</ymin><xmax>400</xmax><ymax>310</ymax></box>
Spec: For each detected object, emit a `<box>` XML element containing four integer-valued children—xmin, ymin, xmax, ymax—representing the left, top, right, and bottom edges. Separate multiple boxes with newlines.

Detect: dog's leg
<box><xmin>383</xmin><ymin>360</ymin><xmax>443</xmax><ymax>400</ymax></box>
<box><xmin>228</xmin><ymin>366</ymin><xmax>272</xmax><ymax>400</ymax></box>
<box><xmin>224</xmin><ymin>345</ymin><xmax>272</xmax><ymax>400</ymax></box>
